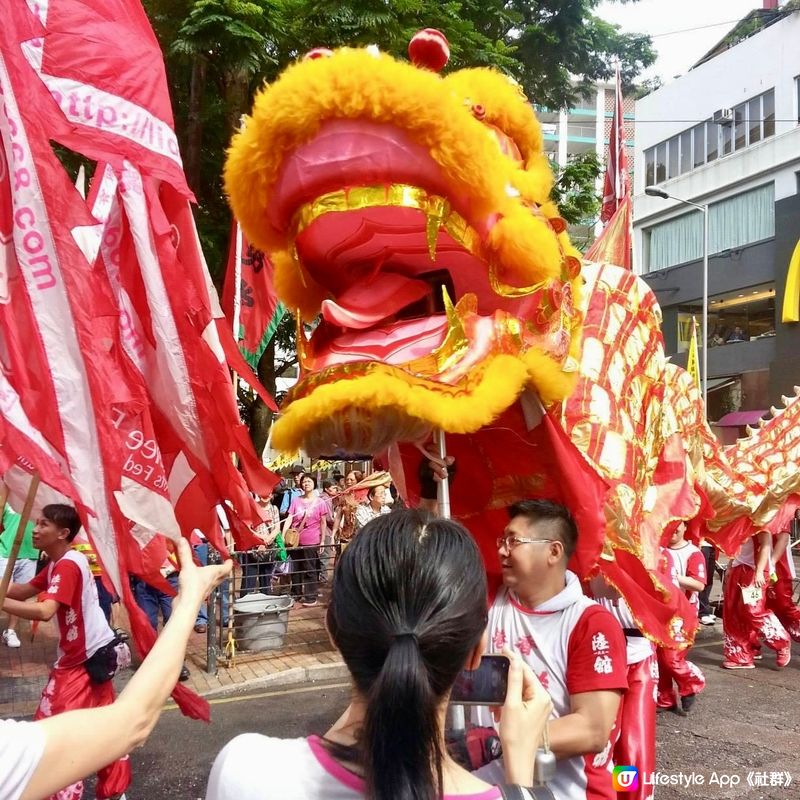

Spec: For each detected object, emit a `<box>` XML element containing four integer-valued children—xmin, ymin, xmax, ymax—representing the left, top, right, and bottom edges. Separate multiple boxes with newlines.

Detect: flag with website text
<box><xmin>0</xmin><ymin>0</ymin><xmax>279</xmax><ymax>720</ymax></box>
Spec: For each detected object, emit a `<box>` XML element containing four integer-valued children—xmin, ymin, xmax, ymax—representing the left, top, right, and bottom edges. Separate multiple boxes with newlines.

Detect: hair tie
<box><xmin>393</xmin><ymin>630</ymin><xmax>418</xmax><ymax>644</ymax></box>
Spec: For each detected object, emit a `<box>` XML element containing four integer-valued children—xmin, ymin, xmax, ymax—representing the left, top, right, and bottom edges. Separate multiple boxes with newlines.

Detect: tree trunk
<box><xmin>224</xmin><ymin>68</ymin><xmax>250</xmax><ymax>136</ymax></box>
<box><xmin>185</xmin><ymin>57</ymin><xmax>207</xmax><ymax>193</ymax></box>
<box><xmin>249</xmin><ymin>335</ymin><xmax>277</xmax><ymax>459</ymax></box>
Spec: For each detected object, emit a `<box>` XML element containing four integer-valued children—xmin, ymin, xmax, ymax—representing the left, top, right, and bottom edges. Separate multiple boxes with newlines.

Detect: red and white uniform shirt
<box><xmin>732</xmin><ymin>537</ymin><xmax>757</xmax><ymax>569</ymax></box>
<box><xmin>30</xmin><ymin>550</ymin><xmax>114</xmax><ymax>668</ymax></box>
<box><xmin>593</xmin><ymin>594</ymin><xmax>654</xmax><ymax>666</ymax></box>
<box><xmin>664</xmin><ymin>542</ymin><xmax>706</xmax><ymax>608</ymax></box>
<box><xmin>474</xmin><ymin>571</ymin><xmax>628</xmax><ymax>800</ymax></box>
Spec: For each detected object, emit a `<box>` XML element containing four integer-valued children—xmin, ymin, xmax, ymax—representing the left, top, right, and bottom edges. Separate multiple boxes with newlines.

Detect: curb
<box><xmin>198</xmin><ymin>660</ymin><xmax>349</xmax><ymax>699</ymax></box>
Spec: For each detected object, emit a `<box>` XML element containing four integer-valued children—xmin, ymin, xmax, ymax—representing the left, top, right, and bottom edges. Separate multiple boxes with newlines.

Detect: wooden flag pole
<box><xmin>0</xmin><ymin>482</ymin><xmax>9</xmax><ymax>521</ymax></box>
<box><xmin>0</xmin><ymin>472</ymin><xmax>40</xmax><ymax>608</ymax></box>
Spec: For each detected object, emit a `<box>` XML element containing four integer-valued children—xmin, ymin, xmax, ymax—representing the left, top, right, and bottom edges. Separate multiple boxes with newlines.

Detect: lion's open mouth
<box><xmin>309</xmin><ymin>268</ymin><xmax>457</xmax><ymax>367</ymax></box>
<box><xmin>274</xmin><ymin>120</ymin><xmax>537</xmax><ymax>371</ymax></box>
<box><xmin>293</xmin><ymin>199</ymin><xmax>490</xmax><ymax>370</ymax></box>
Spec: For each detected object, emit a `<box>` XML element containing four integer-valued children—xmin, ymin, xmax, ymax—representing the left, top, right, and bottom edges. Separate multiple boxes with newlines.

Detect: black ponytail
<box><xmin>363</xmin><ymin>634</ymin><xmax>442</xmax><ymax>800</ymax></box>
<box><xmin>327</xmin><ymin>509</ymin><xmax>488</xmax><ymax>800</ymax></box>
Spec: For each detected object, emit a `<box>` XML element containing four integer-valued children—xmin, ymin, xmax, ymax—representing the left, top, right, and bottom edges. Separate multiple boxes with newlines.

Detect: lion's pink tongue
<box><xmin>321</xmin><ymin>273</ymin><xmax>430</xmax><ymax>329</ymax></box>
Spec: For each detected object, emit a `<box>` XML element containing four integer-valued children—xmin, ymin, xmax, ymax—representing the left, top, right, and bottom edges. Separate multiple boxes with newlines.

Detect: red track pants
<box><xmin>722</xmin><ymin>564</ymin><xmax>790</xmax><ymax>666</ymax></box>
<box><xmin>34</xmin><ymin>664</ymin><xmax>132</xmax><ymax>800</ymax></box>
<box><xmin>656</xmin><ymin>645</ymin><xmax>705</xmax><ymax>707</ymax></box>
<box><xmin>615</xmin><ymin>654</ymin><xmax>657</xmax><ymax>800</ymax></box>
<box><xmin>766</xmin><ymin>577</ymin><xmax>800</xmax><ymax>643</ymax></box>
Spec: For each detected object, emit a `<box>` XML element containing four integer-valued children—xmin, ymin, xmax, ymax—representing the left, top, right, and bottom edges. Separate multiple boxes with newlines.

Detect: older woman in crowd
<box><xmin>282</xmin><ymin>475</ymin><xmax>328</xmax><ymax>607</ymax></box>
<box><xmin>331</xmin><ymin>470</ymin><xmax>363</xmax><ymax>550</ymax></box>
<box><xmin>354</xmin><ymin>485</ymin><xmax>392</xmax><ymax>533</ymax></box>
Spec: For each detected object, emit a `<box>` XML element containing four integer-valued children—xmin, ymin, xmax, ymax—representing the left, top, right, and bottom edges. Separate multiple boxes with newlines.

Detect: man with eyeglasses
<box><xmin>473</xmin><ymin>499</ymin><xmax>628</xmax><ymax>800</ymax></box>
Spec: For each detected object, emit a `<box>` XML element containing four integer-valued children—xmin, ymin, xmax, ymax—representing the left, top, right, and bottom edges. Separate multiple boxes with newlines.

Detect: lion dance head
<box><xmin>225</xmin><ymin>31</ymin><xmax>584</xmax><ymax>456</ymax></box>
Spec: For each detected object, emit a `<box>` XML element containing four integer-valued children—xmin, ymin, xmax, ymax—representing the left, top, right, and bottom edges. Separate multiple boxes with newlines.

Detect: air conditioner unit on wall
<box><xmin>712</xmin><ymin>108</ymin><xmax>734</xmax><ymax>124</ymax></box>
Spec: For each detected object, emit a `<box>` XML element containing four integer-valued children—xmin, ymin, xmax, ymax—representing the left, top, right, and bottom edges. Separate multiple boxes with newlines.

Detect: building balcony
<box><xmin>669</xmin><ymin>335</ymin><xmax>775</xmax><ymax>380</ymax></box>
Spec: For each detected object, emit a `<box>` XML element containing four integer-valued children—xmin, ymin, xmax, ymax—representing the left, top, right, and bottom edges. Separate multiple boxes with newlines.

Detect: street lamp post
<box><xmin>645</xmin><ymin>187</ymin><xmax>709</xmax><ymax>411</ymax></box>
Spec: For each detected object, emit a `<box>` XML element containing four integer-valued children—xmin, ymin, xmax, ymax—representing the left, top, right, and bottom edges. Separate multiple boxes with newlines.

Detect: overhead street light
<box><xmin>645</xmin><ymin>186</ymin><xmax>709</xmax><ymax>412</ymax></box>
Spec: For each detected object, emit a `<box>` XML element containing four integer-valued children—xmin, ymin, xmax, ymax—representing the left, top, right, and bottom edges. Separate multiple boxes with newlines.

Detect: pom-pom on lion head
<box><xmin>225</xmin><ymin>31</ymin><xmax>584</xmax><ymax>456</ymax></box>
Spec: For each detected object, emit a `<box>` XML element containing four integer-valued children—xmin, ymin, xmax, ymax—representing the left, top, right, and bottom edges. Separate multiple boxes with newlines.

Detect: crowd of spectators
<box><xmin>707</xmin><ymin>322</ymin><xmax>775</xmax><ymax>347</ymax></box>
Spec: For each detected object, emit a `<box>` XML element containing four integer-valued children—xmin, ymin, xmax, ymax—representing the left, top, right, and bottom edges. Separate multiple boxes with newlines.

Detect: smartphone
<box><xmin>450</xmin><ymin>655</ymin><xmax>510</xmax><ymax>705</ymax></box>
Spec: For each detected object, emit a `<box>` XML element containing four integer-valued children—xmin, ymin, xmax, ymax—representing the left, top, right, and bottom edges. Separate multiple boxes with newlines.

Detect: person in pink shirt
<box><xmin>283</xmin><ymin>475</ymin><xmax>329</xmax><ymax>607</ymax></box>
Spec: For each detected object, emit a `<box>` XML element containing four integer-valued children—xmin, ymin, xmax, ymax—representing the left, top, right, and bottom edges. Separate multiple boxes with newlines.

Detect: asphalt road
<box><xmin>94</xmin><ymin>628</ymin><xmax>800</xmax><ymax>800</ymax></box>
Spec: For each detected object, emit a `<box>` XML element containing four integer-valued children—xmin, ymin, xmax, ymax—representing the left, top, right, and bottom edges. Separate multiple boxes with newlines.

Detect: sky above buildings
<box><xmin>596</xmin><ymin>0</ymin><xmax>763</xmax><ymax>83</ymax></box>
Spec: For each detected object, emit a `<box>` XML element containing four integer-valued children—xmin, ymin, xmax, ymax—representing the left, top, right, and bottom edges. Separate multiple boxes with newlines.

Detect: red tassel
<box><xmin>408</xmin><ymin>29</ymin><xmax>450</xmax><ymax>72</ymax></box>
<box><xmin>171</xmin><ymin>683</ymin><xmax>211</xmax><ymax>722</ymax></box>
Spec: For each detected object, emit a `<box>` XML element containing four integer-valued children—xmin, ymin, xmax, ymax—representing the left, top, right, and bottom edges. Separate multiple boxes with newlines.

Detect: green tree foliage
<box><xmin>550</xmin><ymin>152</ymin><xmax>602</xmax><ymax>227</ymax></box>
<box><xmin>633</xmin><ymin>76</ymin><xmax>663</xmax><ymax>100</ymax></box>
<box><xmin>142</xmin><ymin>0</ymin><xmax>654</xmax><ymax>454</ymax></box>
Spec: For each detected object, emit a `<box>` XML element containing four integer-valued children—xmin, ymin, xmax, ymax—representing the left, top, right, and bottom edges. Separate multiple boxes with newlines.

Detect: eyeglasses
<box><xmin>496</xmin><ymin>536</ymin><xmax>558</xmax><ymax>551</ymax></box>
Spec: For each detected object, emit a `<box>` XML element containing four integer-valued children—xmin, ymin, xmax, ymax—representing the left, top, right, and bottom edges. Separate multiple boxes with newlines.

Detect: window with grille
<box><xmin>643</xmin><ymin>89</ymin><xmax>775</xmax><ymax>187</ymax></box>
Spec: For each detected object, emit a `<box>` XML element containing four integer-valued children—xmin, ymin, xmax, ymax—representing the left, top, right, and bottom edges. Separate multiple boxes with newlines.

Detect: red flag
<box><xmin>2</xmin><ymin>9</ymin><xmax>278</xmax><ymax>727</ymax></box>
<box><xmin>88</xmin><ymin>162</ymin><xmax>275</xmax><ymax>544</ymax></box>
<box><xmin>17</xmin><ymin>0</ymin><xmax>190</xmax><ymax>193</ymax></box>
<box><xmin>0</xmin><ymin>33</ymin><xmax>213</xmax><ymax>718</ymax></box>
<box><xmin>0</xmin><ymin>48</ymin><xmax>127</xmax><ymax>587</ymax></box>
<box><xmin>599</xmin><ymin>64</ymin><xmax>629</xmax><ymax>224</ymax></box>
<box><xmin>0</xmin><ymin>140</ymin><xmax>83</xmax><ymax>508</ymax></box>
<box><xmin>221</xmin><ymin>223</ymin><xmax>286</xmax><ymax>370</ymax></box>
<box><xmin>584</xmin><ymin>195</ymin><xmax>632</xmax><ymax>270</ymax></box>
<box><xmin>151</xmin><ymin>178</ymin><xmax>278</xmax><ymax>498</ymax></box>
<box><xmin>0</xmin><ymin>371</ymin><xmax>83</xmax><ymax>513</ymax></box>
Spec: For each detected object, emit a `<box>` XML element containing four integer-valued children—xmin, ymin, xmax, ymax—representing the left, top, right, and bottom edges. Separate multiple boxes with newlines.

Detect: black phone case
<box><xmin>450</xmin><ymin>655</ymin><xmax>510</xmax><ymax>705</ymax></box>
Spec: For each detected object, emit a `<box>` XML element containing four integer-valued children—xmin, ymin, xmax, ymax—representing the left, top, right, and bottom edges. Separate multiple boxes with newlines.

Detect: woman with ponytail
<box><xmin>206</xmin><ymin>509</ymin><xmax>551</xmax><ymax>800</ymax></box>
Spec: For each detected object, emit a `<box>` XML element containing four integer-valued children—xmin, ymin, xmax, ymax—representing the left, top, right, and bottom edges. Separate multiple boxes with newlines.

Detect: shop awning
<box><xmin>714</xmin><ymin>410</ymin><xmax>769</xmax><ymax>427</ymax></box>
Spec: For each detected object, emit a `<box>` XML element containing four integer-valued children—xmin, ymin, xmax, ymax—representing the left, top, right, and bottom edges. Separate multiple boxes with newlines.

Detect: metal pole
<box><xmin>435</xmin><ymin>431</ymin><xmax>465</xmax><ymax>731</ymax></box>
<box><xmin>436</xmin><ymin>430</ymin><xmax>451</xmax><ymax>520</ymax></box>
<box><xmin>702</xmin><ymin>207</ymin><xmax>709</xmax><ymax>413</ymax></box>
<box><xmin>206</xmin><ymin>587</ymin><xmax>218</xmax><ymax>674</ymax></box>
<box><xmin>650</xmin><ymin>189</ymin><xmax>710</xmax><ymax>411</ymax></box>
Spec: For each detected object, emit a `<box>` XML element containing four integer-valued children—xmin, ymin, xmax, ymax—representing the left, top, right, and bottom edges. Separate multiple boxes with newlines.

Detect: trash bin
<box><xmin>233</xmin><ymin>593</ymin><xmax>294</xmax><ymax>651</ymax></box>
